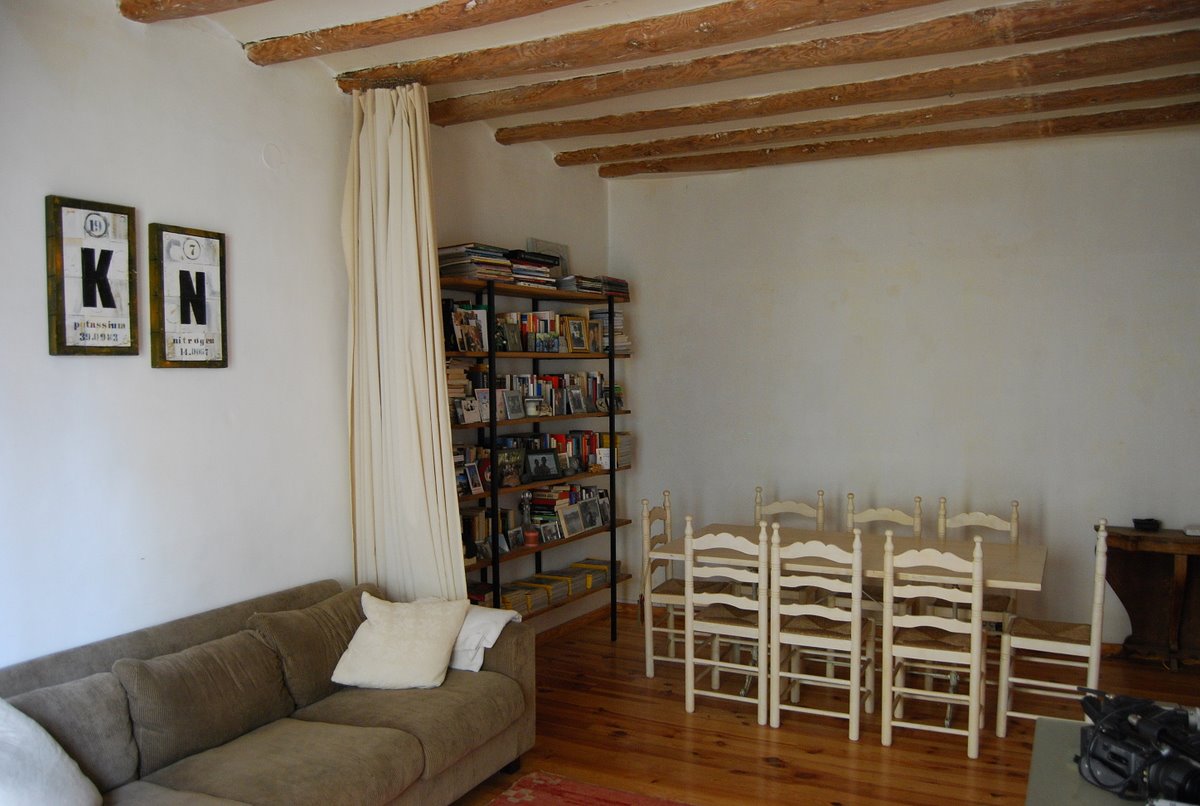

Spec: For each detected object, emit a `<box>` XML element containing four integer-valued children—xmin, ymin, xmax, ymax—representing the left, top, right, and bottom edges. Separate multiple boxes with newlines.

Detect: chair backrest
<box><xmin>846</xmin><ymin>493</ymin><xmax>923</xmax><ymax>538</ymax></box>
<box><xmin>754</xmin><ymin>487</ymin><xmax>825</xmax><ymax>530</ymax></box>
<box><xmin>641</xmin><ymin>491</ymin><xmax>673</xmax><ymax>588</ymax></box>
<box><xmin>684</xmin><ymin>516</ymin><xmax>768</xmax><ymax>616</ymax></box>
<box><xmin>883</xmin><ymin>531</ymin><xmax>984</xmax><ymax>639</ymax></box>
<box><xmin>771</xmin><ymin>525</ymin><xmax>863</xmax><ymax>629</ymax></box>
<box><xmin>937</xmin><ymin>497</ymin><xmax>1019</xmax><ymax>543</ymax></box>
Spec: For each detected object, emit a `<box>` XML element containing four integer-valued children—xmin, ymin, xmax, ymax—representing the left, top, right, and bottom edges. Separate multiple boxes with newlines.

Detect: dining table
<box><xmin>653</xmin><ymin>523</ymin><xmax>1048</xmax><ymax>592</ymax></box>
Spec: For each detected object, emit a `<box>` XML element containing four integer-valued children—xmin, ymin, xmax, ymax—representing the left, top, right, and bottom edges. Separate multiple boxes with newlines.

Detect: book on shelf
<box><xmin>595</xmin><ymin>431</ymin><xmax>633</xmax><ymax>469</ymax></box>
<box><xmin>589</xmin><ymin>308</ymin><xmax>632</xmax><ymax>353</ymax></box>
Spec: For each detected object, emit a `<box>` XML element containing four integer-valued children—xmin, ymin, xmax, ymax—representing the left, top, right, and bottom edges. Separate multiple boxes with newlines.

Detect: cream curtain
<box><xmin>342</xmin><ymin>85</ymin><xmax>465</xmax><ymax>602</ymax></box>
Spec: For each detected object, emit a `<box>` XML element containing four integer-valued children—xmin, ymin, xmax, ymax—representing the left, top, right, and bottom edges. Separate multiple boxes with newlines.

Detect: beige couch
<box><xmin>0</xmin><ymin>580</ymin><xmax>535</xmax><ymax>805</ymax></box>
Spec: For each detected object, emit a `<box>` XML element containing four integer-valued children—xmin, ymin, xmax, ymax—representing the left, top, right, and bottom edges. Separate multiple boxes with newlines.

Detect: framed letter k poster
<box><xmin>149</xmin><ymin>223</ymin><xmax>227</xmax><ymax>368</ymax></box>
<box><xmin>46</xmin><ymin>195</ymin><xmax>138</xmax><ymax>355</ymax></box>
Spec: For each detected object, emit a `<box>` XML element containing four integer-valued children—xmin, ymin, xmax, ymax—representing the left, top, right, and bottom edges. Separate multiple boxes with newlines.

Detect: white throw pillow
<box><xmin>450</xmin><ymin>605</ymin><xmax>522</xmax><ymax>672</ymax></box>
<box><xmin>0</xmin><ymin>697</ymin><xmax>101</xmax><ymax>806</ymax></box>
<box><xmin>332</xmin><ymin>593</ymin><xmax>469</xmax><ymax>689</ymax></box>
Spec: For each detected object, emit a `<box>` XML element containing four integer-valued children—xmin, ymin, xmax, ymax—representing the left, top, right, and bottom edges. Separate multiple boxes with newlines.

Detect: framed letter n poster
<box><xmin>46</xmin><ymin>195</ymin><xmax>138</xmax><ymax>355</ymax></box>
<box><xmin>149</xmin><ymin>223</ymin><xmax>227</xmax><ymax>368</ymax></box>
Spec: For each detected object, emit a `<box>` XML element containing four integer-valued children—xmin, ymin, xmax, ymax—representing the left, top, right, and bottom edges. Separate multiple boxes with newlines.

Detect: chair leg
<box><xmin>769</xmin><ymin>641</ymin><xmax>782</xmax><ymax>728</ymax></box>
<box><xmin>996</xmin><ymin>632</ymin><xmax>1012</xmax><ymax>738</ymax></box>
<box><xmin>864</xmin><ymin>632</ymin><xmax>877</xmax><ymax>714</ymax></box>
<box><xmin>685</xmin><ymin>626</ymin><xmax>696</xmax><ymax>714</ymax></box>
<box><xmin>790</xmin><ymin>651</ymin><xmax>801</xmax><ymax>703</ymax></box>
<box><xmin>895</xmin><ymin>663</ymin><xmax>906</xmax><ymax>720</ymax></box>
<box><xmin>849</xmin><ymin>644</ymin><xmax>862</xmax><ymax>742</ymax></box>
<box><xmin>667</xmin><ymin>605</ymin><xmax>679</xmax><ymax>658</ymax></box>
<box><xmin>967</xmin><ymin>657</ymin><xmax>982</xmax><ymax>759</ymax></box>
<box><xmin>644</xmin><ymin>598</ymin><xmax>655</xmax><ymax>679</ymax></box>
<box><xmin>881</xmin><ymin>651</ymin><xmax>894</xmax><ymax>747</ymax></box>
<box><xmin>711</xmin><ymin>636</ymin><xmax>721</xmax><ymax>689</ymax></box>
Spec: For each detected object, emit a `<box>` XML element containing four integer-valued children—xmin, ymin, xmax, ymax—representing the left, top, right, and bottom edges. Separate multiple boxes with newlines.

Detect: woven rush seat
<box><xmin>697</xmin><ymin>602</ymin><xmax>759</xmax><ymax>628</ymax></box>
<box><xmin>651</xmin><ymin>578</ymin><xmax>729</xmax><ymax>597</ymax></box>
<box><xmin>893</xmin><ymin>625</ymin><xmax>972</xmax><ymax>651</ymax></box>
<box><xmin>780</xmin><ymin>614</ymin><xmax>858</xmax><ymax>640</ymax></box>
<box><xmin>1007</xmin><ymin>616</ymin><xmax>1092</xmax><ymax>645</ymax></box>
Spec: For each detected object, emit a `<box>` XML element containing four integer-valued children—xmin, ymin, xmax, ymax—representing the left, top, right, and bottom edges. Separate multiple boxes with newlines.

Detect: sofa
<box><xmin>0</xmin><ymin>579</ymin><xmax>535</xmax><ymax>805</ymax></box>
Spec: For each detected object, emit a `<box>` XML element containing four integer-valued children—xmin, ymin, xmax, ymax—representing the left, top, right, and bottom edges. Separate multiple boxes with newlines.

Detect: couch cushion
<box><xmin>143</xmin><ymin>717</ymin><xmax>422</xmax><ymax>806</ymax></box>
<box><xmin>0</xmin><ymin>695</ymin><xmax>101</xmax><ymax>805</ymax></box>
<box><xmin>246</xmin><ymin>584</ymin><xmax>378</xmax><ymax>708</ymax></box>
<box><xmin>292</xmin><ymin>668</ymin><xmax>523</xmax><ymax>780</ymax></box>
<box><xmin>113</xmin><ymin>630</ymin><xmax>294</xmax><ymax>776</ymax></box>
<box><xmin>8</xmin><ymin>672</ymin><xmax>138</xmax><ymax>792</ymax></box>
<box><xmin>103</xmin><ymin>780</ymin><xmax>249</xmax><ymax>805</ymax></box>
<box><xmin>331</xmin><ymin>594</ymin><xmax>468</xmax><ymax>690</ymax></box>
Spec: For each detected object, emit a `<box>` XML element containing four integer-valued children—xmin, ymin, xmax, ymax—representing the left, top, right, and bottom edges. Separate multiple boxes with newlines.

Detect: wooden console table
<box><xmin>1104</xmin><ymin>526</ymin><xmax>1200</xmax><ymax>669</ymax></box>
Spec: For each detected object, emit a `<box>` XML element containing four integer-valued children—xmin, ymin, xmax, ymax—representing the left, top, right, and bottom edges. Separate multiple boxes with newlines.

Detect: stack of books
<box><xmin>505</xmin><ymin>250</ymin><xmax>560</xmax><ymax>289</ymax></box>
<box><xmin>557</xmin><ymin>274</ymin><xmax>604</xmax><ymax>294</ymax></box>
<box><xmin>445</xmin><ymin>359</ymin><xmax>473</xmax><ymax>400</ymax></box>
<box><xmin>589</xmin><ymin>308</ymin><xmax>632</xmax><ymax>354</ymax></box>
<box><xmin>599</xmin><ymin>276</ymin><xmax>631</xmax><ymax>301</ymax></box>
<box><xmin>596</xmin><ymin>431</ymin><xmax>633</xmax><ymax>469</ymax></box>
<box><xmin>438</xmin><ymin>243</ymin><xmax>513</xmax><ymax>281</ymax></box>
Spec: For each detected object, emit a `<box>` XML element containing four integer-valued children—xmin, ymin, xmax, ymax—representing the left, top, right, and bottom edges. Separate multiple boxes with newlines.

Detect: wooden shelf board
<box><xmin>459</xmin><ymin>466</ymin><xmax>632</xmax><ymax>502</ymax></box>
<box><xmin>452</xmin><ymin>409</ymin><xmax>630</xmax><ymax>431</ymax></box>
<box><xmin>441</xmin><ymin>277</ymin><xmax>630</xmax><ymax>304</ymax></box>
<box><xmin>465</xmin><ymin>518</ymin><xmax>632</xmax><ymax>574</ymax></box>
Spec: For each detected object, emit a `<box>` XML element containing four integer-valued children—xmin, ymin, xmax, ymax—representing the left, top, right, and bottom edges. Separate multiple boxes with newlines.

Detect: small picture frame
<box><xmin>524</xmin><ymin>449</ymin><xmax>560</xmax><ymax>481</ymax></box>
<box><xmin>502</xmin><ymin>389</ymin><xmax>525</xmax><ymax>420</ymax></box>
<box><xmin>558</xmin><ymin>503</ymin><xmax>585</xmax><ymax>538</ymax></box>
<box><xmin>474</xmin><ymin>538</ymin><xmax>492</xmax><ymax>562</ymax></box>
<box><xmin>539</xmin><ymin>521</ymin><xmax>563</xmax><ymax>543</ymax></box>
<box><xmin>501</xmin><ymin>529</ymin><xmax>519</xmax><ymax>556</ymax></box>
<box><xmin>474</xmin><ymin>388</ymin><xmax>494</xmax><ymax>421</ymax></box>
<box><xmin>459</xmin><ymin>397</ymin><xmax>482</xmax><ymax>424</ymax></box>
<box><xmin>46</xmin><ymin>195</ymin><xmax>138</xmax><ymax>355</ymax></box>
<box><xmin>567</xmin><ymin>387</ymin><xmax>588</xmax><ymax>415</ymax></box>
<box><xmin>465</xmin><ymin>462</ymin><xmax>484</xmax><ymax>495</ymax></box>
<box><xmin>562</xmin><ymin>315</ymin><xmax>589</xmax><ymax>352</ymax></box>
<box><xmin>149</xmin><ymin>223</ymin><xmax>227</xmax><ymax>368</ymax></box>
<box><xmin>494</xmin><ymin>446</ymin><xmax>525</xmax><ymax>487</ymax></box>
<box><xmin>502</xmin><ymin>322</ymin><xmax>524</xmax><ymax>352</ymax></box>
<box><xmin>580</xmin><ymin>498</ymin><xmax>602</xmax><ymax>532</ymax></box>
<box><xmin>587</xmin><ymin>321</ymin><xmax>604</xmax><ymax>353</ymax></box>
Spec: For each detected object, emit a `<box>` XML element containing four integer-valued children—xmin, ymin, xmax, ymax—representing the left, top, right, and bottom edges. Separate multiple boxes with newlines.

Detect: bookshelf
<box><xmin>443</xmin><ymin>277</ymin><xmax>631</xmax><ymax>640</ymax></box>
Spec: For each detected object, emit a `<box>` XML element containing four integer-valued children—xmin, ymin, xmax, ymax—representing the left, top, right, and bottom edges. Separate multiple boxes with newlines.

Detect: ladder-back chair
<box><xmin>754</xmin><ymin>487</ymin><xmax>825</xmax><ymax>531</ymax></box>
<box><xmin>882</xmin><ymin>532</ymin><xmax>986</xmax><ymax>758</ymax></box>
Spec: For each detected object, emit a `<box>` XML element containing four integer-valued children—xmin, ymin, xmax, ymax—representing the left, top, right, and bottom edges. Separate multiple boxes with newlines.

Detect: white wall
<box><xmin>608</xmin><ymin>131</ymin><xmax>1200</xmax><ymax>640</ymax></box>
<box><xmin>0</xmin><ymin>0</ymin><xmax>353</xmax><ymax>667</ymax></box>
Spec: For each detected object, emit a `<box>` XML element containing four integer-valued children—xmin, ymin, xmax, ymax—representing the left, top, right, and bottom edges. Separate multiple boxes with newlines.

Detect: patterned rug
<box><xmin>488</xmin><ymin>771</ymin><xmax>692</xmax><ymax>805</ymax></box>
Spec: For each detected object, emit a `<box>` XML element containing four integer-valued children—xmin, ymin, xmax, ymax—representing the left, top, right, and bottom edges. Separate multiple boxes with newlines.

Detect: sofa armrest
<box><xmin>480</xmin><ymin>621</ymin><xmax>534</xmax><ymax>715</ymax></box>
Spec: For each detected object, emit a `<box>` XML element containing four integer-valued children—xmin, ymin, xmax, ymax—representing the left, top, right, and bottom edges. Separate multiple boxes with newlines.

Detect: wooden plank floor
<box><xmin>455</xmin><ymin>609</ymin><xmax>1200</xmax><ymax>806</ymax></box>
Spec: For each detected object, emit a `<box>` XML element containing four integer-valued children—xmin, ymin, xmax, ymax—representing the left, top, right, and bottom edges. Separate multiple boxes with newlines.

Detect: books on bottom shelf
<box><xmin>467</xmin><ymin>558</ymin><xmax>623</xmax><ymax>614</ymax></box>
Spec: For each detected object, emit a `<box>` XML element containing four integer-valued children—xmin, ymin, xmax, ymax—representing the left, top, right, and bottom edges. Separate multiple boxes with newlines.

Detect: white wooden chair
<box><xmin>996</xmin><ymin>519</ymin><xmax>1108</xmax><ymax>737</ymax></box>
<box><xmin>684</xmin><ymin>517</ymin><xmax>770</xmax><ymax>725</ymax></box>
<box><xmin>770</xmin><ymin>525</ymin><xmax>875</xmax><ymax>739</ymax></box>
<box><xmin>641</xmin><ymin>492</ymin><xmax>729</xmax><ymax>678</ymax></box>
<box><xmin>844</xmin><ymin>493</ymin><xmax>923</xmax><ymax>612</ymax></box>
<box><xmin>882</xmin><ymin>531</ymin><xmax>986</xmax><ymax>759</ymax></box>
<box><xmin>934</xmin><ymin>498</ymin><xmax>1021</xmax><ymax>632</ymax></box>
<box><xmin>754</xmin><ymin>487</ymin><xmax>825</xmax><ymax>530</ymax></box>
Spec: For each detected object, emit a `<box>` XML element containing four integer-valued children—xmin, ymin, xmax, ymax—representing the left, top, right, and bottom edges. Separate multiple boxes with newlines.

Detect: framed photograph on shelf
<box><xmin>562</xmin><ymin>315</ymin><xmax>589</xmax><ymax>352</ymax></box>
<box><xmin>459</xmin><ymin>397</ymin><xmax>482</xmax><ymax>424</ymax></box>
<box><xmin>148</xmin><ymin>223</ymin><xmax>227</xmax><ymax>368</ymax></box>
<box><xmin>597</xmin><ymin>496</ymin><xmax>612</xmax><ymax>526</ymax></box>
<box><xmin>566</xmin><ymin>387</ymin><xmax>588</xmax><ymax>415</ymax></box>
<box><xmin>501</xmin><ymin>529</ymin><xmax>519</xmax><ymax>555</ymax></box>
<box><xmin>494</xmin><ymin>447</ymin><xmax>524</xmax><ymax>487</ymax></box>
<box><xmin>580</xmin><ymin>498</ymin><xmax>602</xmax><ymax>532</ymax></box>
<box><xmin>501</xmin><ymin>322</ymin><xmax>523</xmax><ymax>352</ymax></box>
<box><xmin>524</xmin><ymin>450</ymin><xmax>560</xmax><ymax>481</ymax></box>
<box><xmin>46</xmin><ymin>195</ymin><xmax>138</xmax><ymax>356</ymax></box>
<box><xmin>474</xmin><ymin>388</ymin><xmax>494</xmax><ymax>421</ymax></box>
<box><xmin>558</xmin><ymin>503</ymin><xmax>585</xmax><ymax>538</ymax></box>
<box><xmin>539</xmin><ymin>521</ymin><xmax>563</xmax><ymax>543</ymax></box>
<box><xmin>502</xmin><ymin>389</ymin><xmax>525</xmax><ymax>420</ymax></box>
<box><xmin>587</xmin><ymin>321</ymin><xmax>604</xmax><ymax>353</ymax></box>
<box><xmin>464</xmin><ymin>462</ymin><xmax>484</xmax><ymax>495</ymax></box>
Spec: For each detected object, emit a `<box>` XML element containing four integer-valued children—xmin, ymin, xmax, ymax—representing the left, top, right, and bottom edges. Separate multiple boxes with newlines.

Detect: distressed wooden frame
<box><xmin>148</xmin><ymin>223</ymin><xmax>228</xmax><ymax>368</ymax></box>
<box><xmin>46</xmin><ymin>195</ymin><xmax>139</xmax><ymax>356</ymax></box>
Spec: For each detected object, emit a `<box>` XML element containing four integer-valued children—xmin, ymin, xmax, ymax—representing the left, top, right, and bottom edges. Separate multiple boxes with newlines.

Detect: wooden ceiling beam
<box><xmin>495</xmin><ymin>30</ymin><xmax>1200</xmax><ymax>143</ymax></box>
<box><xmin>119</xmin><ymin>0</ymin><xmax>272</xmax><ymax>22</ymax></box>
<box><xmin>596</xmin><ymin>101</ymin><xmax>1200</xmax><ymax>177</ymax></box>
<box><xmin>556</xmin><ymin>74</ymin><xmax>1200</xmax><ymax>165</ymax></box>
<box><xmin>335</xmin><ymin>0</ymin><xmax>944</xmax><ymax>91</ymax></box>
<box><xmin>245</xmin><ymin>0</ymin><xmax>591</xmax><ymax>67</ymax></box>
<box><xmin>430</xmin><ymin>0</ymin><xmax>1200</xmax><ymax>125</ymax></box>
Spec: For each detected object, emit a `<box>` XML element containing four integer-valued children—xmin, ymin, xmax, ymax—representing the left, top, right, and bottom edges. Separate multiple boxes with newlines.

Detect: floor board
<box><xmin>454</xmin><ymin>611</ymin><xmax>1199</xmax><ymax>805</ymax></box>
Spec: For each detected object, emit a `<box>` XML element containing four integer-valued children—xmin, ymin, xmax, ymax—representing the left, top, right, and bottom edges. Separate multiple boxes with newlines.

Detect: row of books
<box><xmin>439</xmin><ymin>242</ymin><xmax>632</xmax><ymax>300</ymax></box>
<box><xmin>588</xmin><ymin>308</ymin><xmax>632</xmax><ymax>354</ymax></box>
<box><xmin>446</xmin><ymin>371</ymin><xmax>621</xmax><ymax>425</ymax></box>
<box><xmin>467</xmin><ymin>558</ymin><xmax>623</xmax><ymax>614</ymax></box>
<box><xmin>557</xmin><ymin>275</ymin><xmax>631</xmax><ymax>301</ymax></box>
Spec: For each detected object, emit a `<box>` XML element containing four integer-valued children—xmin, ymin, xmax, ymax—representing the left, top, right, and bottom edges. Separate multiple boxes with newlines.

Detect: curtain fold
<box><xmin>342</xmin><ymin>85</ymin><xmax>465</xmax><ymax>602</ymax></box>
